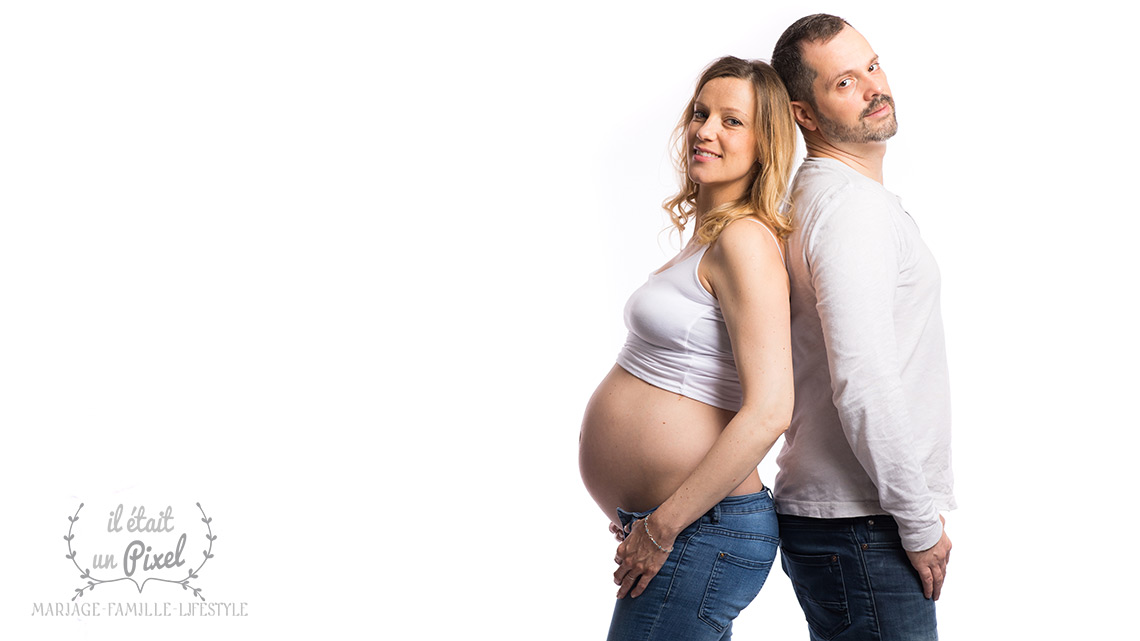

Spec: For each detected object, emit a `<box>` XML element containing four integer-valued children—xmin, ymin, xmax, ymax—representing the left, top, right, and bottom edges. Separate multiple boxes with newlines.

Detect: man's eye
<box><xmin>838</xmin><ymin>79</ymin><xmax>852</xmax><ymax>89</ymax></box>
<box><xmin>869</xmin><ymin>63</ymin><xmax>880</xmax><ymax>72</ymax></box>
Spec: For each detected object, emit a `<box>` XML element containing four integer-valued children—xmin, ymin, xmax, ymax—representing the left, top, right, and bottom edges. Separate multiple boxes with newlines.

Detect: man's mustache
<box><xmin>861</xmin><ymin>95</ymin><xmax>894</xmax><ymax>119</ymax></box>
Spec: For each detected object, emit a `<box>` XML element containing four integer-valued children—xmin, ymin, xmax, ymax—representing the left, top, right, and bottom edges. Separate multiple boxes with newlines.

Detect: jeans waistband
<box><xmin>776</xmin><ymin>512</ymin><xmax>898</xmax><ymax>531</ymax></box>
<box><xmin>617</xmin><ymin>487</ymin><xmax>774</xmax><ymax>531</ymax></box>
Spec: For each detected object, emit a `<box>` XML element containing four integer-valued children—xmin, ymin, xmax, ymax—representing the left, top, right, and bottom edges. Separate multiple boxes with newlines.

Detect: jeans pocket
<box><xmin>780</xmin><ymin>550</ymin><xmax>850</xmax><ymax>640</ymax></box>
<box><xmin>698</xmin><ymin>551</ymin><xmax>774</xmax><ymax>633</ymax></box>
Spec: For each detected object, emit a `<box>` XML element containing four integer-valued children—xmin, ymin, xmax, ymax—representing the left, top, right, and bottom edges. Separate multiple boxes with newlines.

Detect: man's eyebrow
<box><xmin>826</xmin><ymin>55</ymin><xmax>879</xmax><ymax>87</ymax></box>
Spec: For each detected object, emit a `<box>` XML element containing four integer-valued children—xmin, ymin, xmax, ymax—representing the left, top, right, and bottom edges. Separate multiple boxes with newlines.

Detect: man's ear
<box><xmin>791</xmin><ymin>101</ymin><xmax>818</xmax><ymax>132</ymax></box>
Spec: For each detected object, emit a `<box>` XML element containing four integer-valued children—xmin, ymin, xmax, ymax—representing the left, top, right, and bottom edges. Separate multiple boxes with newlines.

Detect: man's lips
<box><xmin>862</xmin><ymin>97</ymin><xmax>893</xmax><ymax>119</ymax></box>
<box><xmin>865</xmin><ymin>104</ymin><xmax>891</xmax><ymax>118</ymax></box>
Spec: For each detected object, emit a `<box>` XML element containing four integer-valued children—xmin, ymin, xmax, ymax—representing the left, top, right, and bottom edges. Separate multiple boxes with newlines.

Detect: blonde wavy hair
<box><xmin>663</xmin><ymin>56</ymin><xmax>797</xmax><ymax>243</ymax></box>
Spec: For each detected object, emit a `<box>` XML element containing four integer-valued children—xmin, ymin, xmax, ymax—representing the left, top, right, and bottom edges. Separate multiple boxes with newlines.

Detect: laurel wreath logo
<box><xmin>65</xmin><ymin>502</ymin><xmax>216</xmax><ymax>601</ymax></box>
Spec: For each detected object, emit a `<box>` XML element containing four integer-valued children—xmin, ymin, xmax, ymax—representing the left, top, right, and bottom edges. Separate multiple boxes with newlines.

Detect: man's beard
<box><xmin>816</xmin><ymin>94</ymin><xmax>898</xmax><ymax>143</ymax></box>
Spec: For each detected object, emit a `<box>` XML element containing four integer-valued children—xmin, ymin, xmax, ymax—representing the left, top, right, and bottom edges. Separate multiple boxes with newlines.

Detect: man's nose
<box><xmin>864</xmin><ymin>75</ymin><xmax>885</xmax><ymax>101</ymax></box>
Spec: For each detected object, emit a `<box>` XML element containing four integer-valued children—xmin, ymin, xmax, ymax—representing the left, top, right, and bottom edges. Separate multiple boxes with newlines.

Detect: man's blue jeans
<box><xmin>778</xmin><ymin>514</ymin><xmax>937</xmax><ymax>641</ymax></box>
<box><xmin>606</xmin><ymin>490</ymin><xmax>779</xmax><ymax>641</ymax></box>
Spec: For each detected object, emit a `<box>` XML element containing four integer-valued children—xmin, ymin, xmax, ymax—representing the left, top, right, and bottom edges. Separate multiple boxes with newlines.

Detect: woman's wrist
<box><xmin>642</xmin><ymin>514</ymin><xmax>674</xmax><ymax>553</ymax></box>
<box><xmin>645</xmin><ymin>506</ymin><xmax>684</xmax><ymax>548</ymax></box>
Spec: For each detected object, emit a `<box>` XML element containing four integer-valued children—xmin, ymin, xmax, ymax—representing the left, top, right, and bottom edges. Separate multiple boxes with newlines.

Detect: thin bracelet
<box><xmin>643</xmin><ymin>515</ymin><xmax>673</xmax><ymax>553</ymax></box>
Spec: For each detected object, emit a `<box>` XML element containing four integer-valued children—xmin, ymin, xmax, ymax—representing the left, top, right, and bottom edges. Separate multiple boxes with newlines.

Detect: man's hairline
<box><xmin>792</xmin><ymin>23</ymin><xmax>854</xmax><ymax>109</ymax></box>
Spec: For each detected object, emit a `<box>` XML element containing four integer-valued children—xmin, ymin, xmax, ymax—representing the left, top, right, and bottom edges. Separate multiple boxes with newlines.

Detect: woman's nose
<box><xmin>696</xmin><ymin>121</ymin><xmax>718</xmax><ymax>141</ymax></box>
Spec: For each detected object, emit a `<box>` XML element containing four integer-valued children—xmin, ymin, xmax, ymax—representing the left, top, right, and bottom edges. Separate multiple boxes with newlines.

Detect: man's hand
<box><xmin>905</xmin><ymin>515</ymin><xmax>951</xmax><ymax>600</ymax></box>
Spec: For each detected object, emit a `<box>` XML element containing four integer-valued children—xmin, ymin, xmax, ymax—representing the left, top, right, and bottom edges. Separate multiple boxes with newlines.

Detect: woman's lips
<box><xmin>693</xmin><ymin>147</ymin><xmax>721</xmax><ymax>161</ymax></box>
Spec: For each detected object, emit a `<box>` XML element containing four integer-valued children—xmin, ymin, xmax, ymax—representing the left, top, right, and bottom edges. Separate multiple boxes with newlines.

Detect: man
<box><xmin>770</xmin><ymin>14</ymin><xmax>955</xmax><ymax>641</ymax></box>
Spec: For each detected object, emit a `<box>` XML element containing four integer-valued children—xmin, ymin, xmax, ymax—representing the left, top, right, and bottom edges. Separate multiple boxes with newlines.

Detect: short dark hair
<box><xmin>771</xmin><ymin>14</ymin><xmax>850</xmax><ymax>108</ymax></box>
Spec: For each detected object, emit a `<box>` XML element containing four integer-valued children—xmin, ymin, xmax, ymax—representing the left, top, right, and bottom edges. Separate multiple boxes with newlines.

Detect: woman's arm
<box><xmin>613</xmin><ymin>218</ymin><xmax>794</xmax><ymax>599</ymax></box>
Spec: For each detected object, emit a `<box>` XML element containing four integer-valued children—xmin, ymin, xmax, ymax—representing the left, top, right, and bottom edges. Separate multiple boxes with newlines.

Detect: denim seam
<box><xmin>854</xmin><ymin>524</ymin><xmax>883</xmax><ymax>640</ymax></box>
<box><xmin>638</xmin><ymin>537</ymin><xmax>687</xmax><ymax>641</ymax></box>
<box><xmin>714</xmin><ymin>508</ymin><xmax>774</xmax><ymax>516</ymax></box>
<box><xmin>659</xmin><ymin>531</ymin><xmax>698</xmax><ymax>605</ymax></box>
<box><xmin>696</xmin><ymin>526</ymin><xmax>779</xmax><ymax>545</ymax></box>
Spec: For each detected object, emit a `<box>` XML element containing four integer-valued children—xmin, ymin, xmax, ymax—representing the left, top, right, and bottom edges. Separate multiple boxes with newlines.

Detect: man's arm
<box><xmin>808</xmin><ymin>188</ymin><xmax>944</xmax><ymax>552</ymax></box>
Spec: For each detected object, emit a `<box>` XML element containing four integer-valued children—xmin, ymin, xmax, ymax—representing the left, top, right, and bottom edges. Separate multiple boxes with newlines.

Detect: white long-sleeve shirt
<box><xmin>774</xmin><ymin>157</ymin><xmax>956</xmax><ymax>552</ymax></box>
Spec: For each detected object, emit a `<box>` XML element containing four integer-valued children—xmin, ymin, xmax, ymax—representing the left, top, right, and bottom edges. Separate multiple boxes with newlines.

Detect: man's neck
<box><xmin>804</xmin><ymin>135</ymin><xmax>887</xmax><ymax>184</ymax></box>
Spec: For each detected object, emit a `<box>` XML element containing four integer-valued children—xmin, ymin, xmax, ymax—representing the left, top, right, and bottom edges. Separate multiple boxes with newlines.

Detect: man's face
<box><xmin>802</xmin><ymin>25</ymin><xmax>897</xmax><ymax>144</ymax></box>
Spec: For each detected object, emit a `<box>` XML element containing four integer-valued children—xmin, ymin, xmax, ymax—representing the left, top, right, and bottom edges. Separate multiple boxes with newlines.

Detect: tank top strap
<box><xmin>742</xmin><ymin>218</ymin><xmax>785</xmax><ymax>262</ymax></box>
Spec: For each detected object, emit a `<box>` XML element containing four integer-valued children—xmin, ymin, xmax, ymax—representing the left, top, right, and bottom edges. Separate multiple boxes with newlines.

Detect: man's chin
<box><xmin>869</xmin><ymin>126</ymin><xmax>898</xmax><ymax>142</ymax></box>
<box><xmin>865</xmin><ymin>117</ymin><xmax>898</xmax><ymax>142</ymax></box>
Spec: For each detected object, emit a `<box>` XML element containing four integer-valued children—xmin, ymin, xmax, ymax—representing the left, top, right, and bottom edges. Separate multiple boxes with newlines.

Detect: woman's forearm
<box><xmin>647</xmin><ymin>406</ymin><xmax>789</xmax><ymax>544</ymax></box>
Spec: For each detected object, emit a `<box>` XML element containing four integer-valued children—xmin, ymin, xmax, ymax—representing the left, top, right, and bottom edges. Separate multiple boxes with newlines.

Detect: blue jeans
<box><xmin>778</xmin><ymin>514</ymin><xmax>937</xmax><ymax>641</ymax></box>
<box><xmin>606</xmin><ymin>490</ymin><xmax>779</xmax><ymax>641</ymax></box>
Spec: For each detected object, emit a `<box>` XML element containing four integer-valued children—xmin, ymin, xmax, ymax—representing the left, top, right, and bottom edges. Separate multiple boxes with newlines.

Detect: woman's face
<box><xmin>686</xmin><ymin>76</ymin><xmax>759</xmax><ymax>202</ymax></box>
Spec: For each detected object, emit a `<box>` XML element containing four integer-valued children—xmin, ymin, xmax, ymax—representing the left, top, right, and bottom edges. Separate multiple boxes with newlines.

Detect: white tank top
<box><xmin>616</xmin><ymin>220</ymin><xmax>782</xmax><ymax>412</ymax></box>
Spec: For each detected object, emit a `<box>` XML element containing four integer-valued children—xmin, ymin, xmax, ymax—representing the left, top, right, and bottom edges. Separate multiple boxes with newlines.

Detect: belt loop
<box><xmin>708</xmin><ymin>503</ymin><xmax>721</xmax><ymax>524</ymax></box>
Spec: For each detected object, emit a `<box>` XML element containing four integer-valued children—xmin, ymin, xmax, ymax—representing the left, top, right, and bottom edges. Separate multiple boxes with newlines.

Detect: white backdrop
<box><xmin>2</xmin><ymin>1</ymin><xmax>1136</xmax><ymax>639</ymax></box>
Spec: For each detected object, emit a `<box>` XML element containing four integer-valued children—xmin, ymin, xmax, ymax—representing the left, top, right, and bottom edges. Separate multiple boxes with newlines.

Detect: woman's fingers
<box><xmin>612</xmin><ymin>557</ymin><xmax>631</xmax><ymax>585</ymax></box>
<box><xmin>612</xmin><ymin>520</ymin><xmax>667</xmax><ymax>599</ymax></box>
<box><xmin>615</xmin><ymin>563</ymin><xmax>659</xmax><ymax>599</ymax></box>
<box><xmin>615</xmin><ymin>568</ymin><xmax>638</xmax><ymax>598</ymax></box>
<box><xmin>630</xmin><ymin>573</ymin><xmax>654</xmax><ymax>599</ymax></box>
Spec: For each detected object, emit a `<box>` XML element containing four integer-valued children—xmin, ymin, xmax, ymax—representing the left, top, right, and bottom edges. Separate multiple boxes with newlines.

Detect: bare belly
<box><xmin>579</xmin><ymin>364</ymin><xmax>763</xmax><ymax>526</ymax></box>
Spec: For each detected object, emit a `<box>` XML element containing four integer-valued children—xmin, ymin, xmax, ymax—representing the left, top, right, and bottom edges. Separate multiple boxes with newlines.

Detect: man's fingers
<box><xmin>931</xmin><ymin>559</ymin><xmax>948</xmax><ymax>600</ymax></box>
<box><xmin>931</xmin><ymin>566</ymin><xmax>944</xmax><ymax>601</ymax></box>
<box><xmin>907</xmin><ymin>527</ymin><xmax>951</xmax><ymax>600</ymax></box>
<box><xmin>918</xmin><ymin>567</ymin><xmax>933</xmax><ymax>599</ymax></box>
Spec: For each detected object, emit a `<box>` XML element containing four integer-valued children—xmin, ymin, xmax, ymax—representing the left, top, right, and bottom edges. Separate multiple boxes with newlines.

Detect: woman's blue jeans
<box><xmin>606</xmin><ymin>490</ymin><xmax>779</xmax><ymax>641</ymax></box>
<box><xmin>778</xmin><ymin>514</ymin><xmax>938</xmax><ymax>641</ymax></box>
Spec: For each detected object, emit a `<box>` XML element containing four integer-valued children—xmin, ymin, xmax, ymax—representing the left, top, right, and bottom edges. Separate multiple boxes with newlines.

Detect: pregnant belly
<box><xmin>578</xmin><ymin>364</ymin><xmax>761</xmax><ymax>524</ymax></box>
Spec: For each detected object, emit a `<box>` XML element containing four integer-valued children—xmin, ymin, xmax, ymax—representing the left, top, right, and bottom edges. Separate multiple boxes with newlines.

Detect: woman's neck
<box><xmin>694</xmin><ymin>185</ymin><xmax>745</xmax><ymax>226</ymax></box>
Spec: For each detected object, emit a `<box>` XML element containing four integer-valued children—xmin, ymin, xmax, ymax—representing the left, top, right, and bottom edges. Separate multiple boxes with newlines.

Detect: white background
<box><xmin>1</xmin><ymin>1</ymin><xmax>1136</xmax><ymax>639</ymax></box>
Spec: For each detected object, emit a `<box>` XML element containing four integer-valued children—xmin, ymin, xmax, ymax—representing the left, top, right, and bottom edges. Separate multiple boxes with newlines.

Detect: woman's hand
<box><xmin>612</xmin><ymin>518</ymin><xmax>674</xmax><ymax>599</ymax></box>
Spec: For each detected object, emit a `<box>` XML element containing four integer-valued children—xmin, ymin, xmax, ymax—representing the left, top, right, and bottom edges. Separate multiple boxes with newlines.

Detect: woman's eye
<box><xmin>692</xmin><ymin>110</ymin><xmax>707</xmax><ymax>120</ymax></box>
<box><xmin>726</xmin><ymin>118</ymin><xmax>742</xmax><ymax>126</ymax></box>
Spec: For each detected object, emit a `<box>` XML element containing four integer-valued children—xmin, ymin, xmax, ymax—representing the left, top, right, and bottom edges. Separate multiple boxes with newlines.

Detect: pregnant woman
<box><xmin>579</xmin><ymin>56</ymin><xmax>797</xmax><ymax>641</ymax></box>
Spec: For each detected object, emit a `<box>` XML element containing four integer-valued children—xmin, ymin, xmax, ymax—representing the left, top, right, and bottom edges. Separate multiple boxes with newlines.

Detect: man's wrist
<box><xmin>900</xmin><ymin>513</ymin><xmax>945</xmax><ymax>552</ymax></box>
